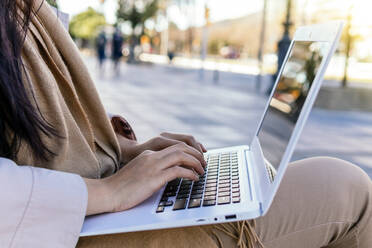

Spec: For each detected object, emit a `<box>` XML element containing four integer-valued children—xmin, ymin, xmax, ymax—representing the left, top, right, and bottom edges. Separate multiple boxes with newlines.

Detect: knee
<box><xmin>291</xmin><ymin>156</ymin><xmax>372</xmax><ymax>196</ymax></box>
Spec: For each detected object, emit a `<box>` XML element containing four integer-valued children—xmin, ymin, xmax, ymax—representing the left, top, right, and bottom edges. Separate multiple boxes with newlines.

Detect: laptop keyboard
<box><xmin>156</xmin><ymin>151</ymin><xmax>241</xmax><ymax>213</ymax></box>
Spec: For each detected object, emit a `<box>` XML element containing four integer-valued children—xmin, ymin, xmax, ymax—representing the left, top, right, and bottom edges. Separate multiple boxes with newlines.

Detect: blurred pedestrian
<box><xmin>167</xmin><ymin>50</ymin><xmax>175</xmax><ymax>64</ymax></box>
<box><xmin>112</xmin><ymin>27</ymin><xmax>124</xmax><ymax>75</ymax></box>
<box><xmin>95</xmin><ymin>30</ymin><xmax>107</xmax><ymax>74</ymax></box>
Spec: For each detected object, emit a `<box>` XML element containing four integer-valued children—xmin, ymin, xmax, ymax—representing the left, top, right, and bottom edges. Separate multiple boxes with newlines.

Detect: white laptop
<box><xmin>81</xmin><ymin>22</ymin><xmax>343</xmax><ymax>237</ymax></box>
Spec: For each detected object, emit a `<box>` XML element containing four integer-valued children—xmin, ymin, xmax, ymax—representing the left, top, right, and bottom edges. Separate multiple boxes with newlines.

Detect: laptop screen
<box><xmin>257</xmin><ymin>41</ymin><xmax>329</xmax><ymax>180</ymax></box>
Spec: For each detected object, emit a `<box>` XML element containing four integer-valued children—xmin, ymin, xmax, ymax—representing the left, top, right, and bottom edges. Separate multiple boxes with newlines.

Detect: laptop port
<box><xmin>225</xmin><ymin>214</ymin><xmax>237</xmax><ymax>220</ymax></box>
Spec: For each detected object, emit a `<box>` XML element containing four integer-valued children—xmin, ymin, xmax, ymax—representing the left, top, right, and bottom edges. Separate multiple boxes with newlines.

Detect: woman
<box><xmin>0</xmin><ymin>0</ymin><xmax>371</xmax><ymax>247</ymax></box>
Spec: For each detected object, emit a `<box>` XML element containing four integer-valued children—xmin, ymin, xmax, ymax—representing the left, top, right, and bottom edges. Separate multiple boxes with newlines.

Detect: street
<box><xmin>87</xmin><ymin>57</ymin><xmax>372</xmax><ymax>178</ymax></box>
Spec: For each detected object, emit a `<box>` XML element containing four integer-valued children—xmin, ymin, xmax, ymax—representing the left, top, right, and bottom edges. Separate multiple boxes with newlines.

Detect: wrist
<box><xmin>116</xmin><ymin>134</ymin><xmax>140</xmax><ymax>164</ymax></box>
<box><xmin>83</xmin><ymin>178</ymin><xmax>113</xmax><ymax>216</ymax></box>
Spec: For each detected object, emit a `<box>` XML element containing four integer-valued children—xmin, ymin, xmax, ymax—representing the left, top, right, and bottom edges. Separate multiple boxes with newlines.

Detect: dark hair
<box><xmin>0</xmin><ymin>0</ymin><xmax>58</xmax><ymax>161</ymax></box>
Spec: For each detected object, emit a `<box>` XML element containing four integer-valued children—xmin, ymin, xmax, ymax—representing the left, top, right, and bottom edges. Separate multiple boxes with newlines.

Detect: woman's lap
<box><xmin>77</xmin><ymin>157</ymin><xmax>372</xmax><ymax>248</ymax></box>
<box><xmin>254</xmin><ymin>157</ymin><xmax>372</xmax><ymax>248</ymax></box>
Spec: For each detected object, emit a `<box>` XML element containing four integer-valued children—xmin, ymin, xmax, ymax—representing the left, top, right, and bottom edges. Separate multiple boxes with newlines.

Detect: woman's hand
<box><xmin>84</xmin><ymin>142</ymin><xmax>206</xmax><ymax>216</ymax></box>
<box><xmin>117</xmin><ymin>132</ymin><xmax>207</xmax><ymax>165</ymax></box>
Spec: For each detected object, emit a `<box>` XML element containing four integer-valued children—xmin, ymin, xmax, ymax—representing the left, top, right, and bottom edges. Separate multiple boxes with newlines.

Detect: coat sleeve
<box><xmin>0</xmin><ymin>158</ymin><xmax>87</xmax><ymax>248</ymax></box>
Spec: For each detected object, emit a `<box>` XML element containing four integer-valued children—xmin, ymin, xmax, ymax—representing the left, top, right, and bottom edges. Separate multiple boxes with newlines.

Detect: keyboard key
<box><xmin>232</xmin><ymin>179</ymin><xmax>239</xmax><ymax>184</ymax></box>
<box><xmin>159</xmin><ymin>200</ymin><xmax>174</xmax><ymax>206</ymax></box>
<box><xmin>206</xmin><ymin>179</ymin><xmax>217</xmax><ymax>184</ymax></box>
<box><xmin>178</xmin><ymin>189</ymin><xmax>191</xmax><ymax>195</ymax></box>
<box><xmin>218</xmin><ymin>183</ymin><xmax>230</xmax><ymax>188</ymax></box>
<box><xmin>205</xmin><ymin>186</ymin><xmax>217</xmax><ymax>192</ymax></box>
<box><xmin>190</xmin><ymin>194</ymin><xmax>203</xmax><ymax>199</ymax></box>
<box><xmin>165</xmin><ymin>191</ymin><xmax>176</xmax><ymax>197</ymax></box>
<box><xmin>188</xmin><ymin>198</ymin><xmax>202</xmax><ymax>208</ymax></box>
<box><xmin>180</xmin><ymin>180</ymin><xmax>192</xmax><ymax>186</ymax></box>
<box><xmin>179</xmin><ymin>185</ymin><xmax>191</xmax><ymax>191</ymax></box>
<box><xmin>193</xmin><ymin>182</ymin><xmax>205</xmax><ymax>187</ymax></box>
<box><xmin>218</xmin><ymin>192</ymin><xmax>230</xmax><ymax>197</ymax></box>
<box><xmin>165</xmin><ymin>185</ymin><xmax>178</xmax><ymax>192</ymax></box>
<box><xmin>207</xmin><ymin>173</ymin><xmax>218</xmax><ymax>177</ymax></box>
<box><xmin>219</xmin><ymin>179</ymin><xmax>230</xmax><ymax>184</ymax></box>
<box><xmin>177</xmin><ymin>194</ymin><xmax>189</xmax><ymax>199</ymax></box>
<box><xmin>207</xmin><ymin>174</ymin><xmax>218</xmax><ymax>178</ymax></box>
<box><xmin>218</xmin><ymin>196</ymin><xmax>230</xmax><ymax>205</ymax></box>
<box><xmin>232</xmin><ymin>184</ymin><xmax>239</xmax><ymax>189</ymax></box>
<box><xmin>204</xmin><ymin>191</ymin><xmax>216</xmax><ymax>196</ymax></box>
<box><xmin>204</xmin><ymin>195</ymin><xmax>216</xmax><ymax>201</ymax></box>
<box><xmin>156</xmin><ymin>206</ymin><xmax>164</xmax><ymax>213</ymax></box>
<box><xmin>232</xmin><ymin>192</ymin><xmax>240</xmax><ymax>198</ymax></box>
<box><xmin>168</xmin><ymin>178</ymin><xmax>181</xmax><ymax>186</ymax></box>
<box><xmin>220</xmin><ymin>172</ymin><xmax>230</xmax><ymax>176</ymax></box>
<box><xmin>192</xmin><ymin>185</ymin><xmax>204</xmax><ymax>191</ymax></box>
<box><xmin>232</xmin><ymin>188</ymin><xmax>240</xmax><ymax>193</ymax></box>
<box><xmin>203</xmin><ymin>200</ymin><xmax>216</xmax><ymax>206</ymax></box>
<box><xmin>173</xmin><ymin>199</ymin><xmax>188</xmax><ymax>210</ymax></box>
<box><xmin>232</xmin><ymin>197</ymin><xmax>240</xmax><ymax>203</ymax></box>
<box><xmin>218</xmin><ymin>187</ymin><xmax>230</xmax><ymax>193</ymax></box>
<box><xmin>208</xmin><ymin>171</ymin><xmax>218</xmax><ymax>175</ymax></box>
<box><xmin>219</xmin><ymin>175</ymin><xmax>231</xmax><ymax>179</ymax></box>
<box><xmin>191</xmin><ymin>189</ymin><xmax>203</xmax><ymax>195</ymax></box>
<box><xmin>206</xmin><ymin>183</ymin><xmax>217</xmax><ymax>188</ymax></box>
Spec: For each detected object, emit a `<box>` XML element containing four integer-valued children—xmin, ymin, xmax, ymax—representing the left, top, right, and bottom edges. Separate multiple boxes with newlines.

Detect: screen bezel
<box><xmin>258</xmin><ymin>41</ymin><xmax>330</xmax><ymax>173</ymax></box>
<box><xmin>250</xmin><ymin>21</ymin><xmax>343</xmax><ymax>215</ymax></box>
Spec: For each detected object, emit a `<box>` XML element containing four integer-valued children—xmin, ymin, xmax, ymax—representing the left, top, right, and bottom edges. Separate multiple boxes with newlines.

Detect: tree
<box><xmin>69</xmin><ymin>7</ymin><xmax>106</xmax><ymax>44</ymax></box>
<box><xmin>116</xmin><ymin>0</ymin><xmax>159</xmax><ymax>62</ymax></box>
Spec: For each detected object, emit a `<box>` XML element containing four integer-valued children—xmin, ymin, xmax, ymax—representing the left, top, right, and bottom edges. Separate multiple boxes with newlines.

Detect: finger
<box><xmin>151</xmin><ymin>136</ymin><xmax>181</xmax><ymax>151</ymax></box>
<box><xmin>199</xmin><ymin>142</ymin><xmax>207</xmax><ymax>153</ymax></box>
<box><xmin>163</xmin><ymin>165</ymin><xmax>199</xmax><ymax>182</ymax></box>
<box><xmin>161</xmin><ymin>133</ymin><xmax>203</xmax><ymax>154</ymax></box>
<box><xmin>167</xmin><ymin>142</ymin><xmax>206</xmax><ymax>167</ymax></box>
<box><xmin>158</xmin><ymin>148</ymin><xmax>205</xmax><ymax>175</ymax></box>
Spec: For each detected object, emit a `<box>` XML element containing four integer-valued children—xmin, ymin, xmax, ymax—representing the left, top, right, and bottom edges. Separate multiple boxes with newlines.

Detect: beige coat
<box><xmin>17</xmin><ymin>0</ymin><xmax>121</xmax><ymax>179</ymax></box>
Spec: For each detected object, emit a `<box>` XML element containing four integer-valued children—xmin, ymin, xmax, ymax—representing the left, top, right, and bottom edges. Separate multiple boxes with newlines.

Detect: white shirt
<box><xmin>0</xmin><ymin>158</ymin><xmax>87</xmax><ymax>248</ymax></box>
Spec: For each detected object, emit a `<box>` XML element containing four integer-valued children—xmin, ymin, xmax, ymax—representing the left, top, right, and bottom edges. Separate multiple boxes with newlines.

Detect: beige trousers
<box><xmin>77</xmin><ymin>157</ymin><xmax>372</xmax><ymax>248</ymax></box>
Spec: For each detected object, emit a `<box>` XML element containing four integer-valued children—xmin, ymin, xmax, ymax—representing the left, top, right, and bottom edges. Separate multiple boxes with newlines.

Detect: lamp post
<box><xmin>277</xmin><ymin>0</ymin><xmax>293</xmax><ymax>76</ymax></box>
<box><xmin>267</xmin><ymin>0</ymin><xmax>293</xmax><ymax>95</ymax></box>
<box><xmin>199</xmin><ymin>4</ymin><xmax>210</xmax><ymax>80</ymax></box>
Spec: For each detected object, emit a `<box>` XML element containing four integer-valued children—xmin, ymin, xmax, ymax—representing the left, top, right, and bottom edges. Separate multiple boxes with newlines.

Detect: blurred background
<box><xmin>48</xmin><ymin>0</ymin><xmax>372</xmax><ymax>178</ymax></box>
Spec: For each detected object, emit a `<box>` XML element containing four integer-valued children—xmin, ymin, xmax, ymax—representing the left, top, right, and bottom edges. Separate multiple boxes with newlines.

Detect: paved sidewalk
<box><xmin>87</xmin><ymin>58</ymin><xmax>372</xmax><ymax>178</ymax></box>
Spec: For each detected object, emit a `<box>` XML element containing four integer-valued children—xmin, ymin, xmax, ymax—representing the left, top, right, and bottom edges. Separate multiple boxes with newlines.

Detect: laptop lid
<box><xmin>249</xmin><ymin>22</ymin><xmax>343</xmax><ymax>215</ymax></box>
